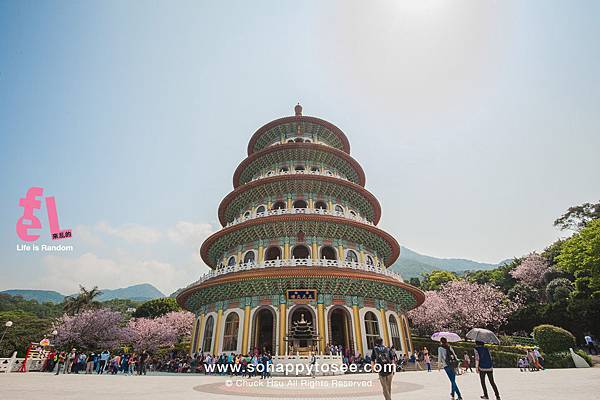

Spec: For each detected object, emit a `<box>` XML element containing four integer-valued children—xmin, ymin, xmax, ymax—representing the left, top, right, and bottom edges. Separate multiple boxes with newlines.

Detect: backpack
<box><xmin>445</xmin><ymin>346</ymin><xmax>459</xmax><ymax>369</ymax></box>
<box><xmin>374</xmin><ymin>345</ymin><xmax>393</xmax><ymax>372</ymax></box>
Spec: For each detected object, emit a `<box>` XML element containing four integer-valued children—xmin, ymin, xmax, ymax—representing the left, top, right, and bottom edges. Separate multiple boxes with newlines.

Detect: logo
<box><xmin>16</xmin><ymin>187</ymin><xmax>72</xmax><ymax>242</ymax></box>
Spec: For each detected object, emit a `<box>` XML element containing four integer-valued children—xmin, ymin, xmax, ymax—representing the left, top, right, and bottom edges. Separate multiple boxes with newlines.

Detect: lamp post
<box><xmin>0</xmin><ymin>321</ymin><xmax>14</xmax><ymax>348</ymax></box>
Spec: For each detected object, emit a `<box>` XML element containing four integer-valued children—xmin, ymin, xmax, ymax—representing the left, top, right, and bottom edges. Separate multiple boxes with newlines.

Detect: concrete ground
<box><xmin>1</xmin><ymin>368</ymin><xmax>599</xmax><ymax>400</ymax></box>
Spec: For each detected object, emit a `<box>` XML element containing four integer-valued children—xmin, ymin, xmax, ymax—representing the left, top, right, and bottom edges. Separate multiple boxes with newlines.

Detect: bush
<box><xmin>575</xmin><ymin>350</ymin><xmax>592</xmax><ymax>367</ymax></box>
<box><xmin>533</xmin><ymin>324</ymin><xmax>576</xmax><ymax>353</ymax></box>
<box><xmin>542</xmin><ymin>352</ymin><xmax>574</xmax><ymax>369</ymax></box>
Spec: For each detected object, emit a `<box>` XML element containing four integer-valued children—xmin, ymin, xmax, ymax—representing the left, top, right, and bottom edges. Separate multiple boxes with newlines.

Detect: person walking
<box><xmin>54</xmin><ymin>351</ymin><xmax>66</xmax><ymax>375</ymax></box>
<box><xmin>585</xmin><ymin>334</ymin><xmax>598</xmax><ymax>355</ymax></box>
<box><xmin>438</xmin><ymin>337</ymin><xmax>463</xmax><ymax>400</ymax></box>
<box><xmin>462</xmin><ymin>352</ymin><xmax>473</xmax><ymax>373</ymax></box>
<box><xmin>371</xmin><ymin>337</ymin><xmax>395</xmax><ymax>400</ymax></box>
<box><xmin>474</xmin><ymin>340</ymin><xmax>501</xmax><ymax>400</ymax></box>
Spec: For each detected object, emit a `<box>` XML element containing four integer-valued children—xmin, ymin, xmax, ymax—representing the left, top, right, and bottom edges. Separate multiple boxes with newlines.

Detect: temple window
<box><xmin>243</xmin><ymin>251</ymin><xmax>256</xmax><ymax>264</ymax></box>
<box><xmin>292</xmin><ymin>245</ymin><xmax>310</xmax><ymax>259</ymax></box>
<box><xmin>321</xmin><ymin>246</ymin><xmax>337</xmax><ymax>260</ymax></box>
<box><xmin>265</xmin><ymin>246</ymin><xmax>282</xmax><ymax>261</ymax></box>
<box><xmin>364</xmin><ymin>311</ymin><xmax>380</xmax><ymax>350</ymax></box>
<box><xmin>227</xmin><ymin>256</ymin><xmax>236</xmax><ymax>267</ymax></box>
<box><xmin>272</xmin><ymin>201</ymin><xmax>286</xmax><ymax>210</ymax></box>
<box><xmin>314</xmin><ymin>201</ymin><xmax>327</xmax><ymax>210</ymax></box>
<box><xmin>293</xmin><ymin>199</ymin><xmax>307</xmax><ymax>209</ymax></box>
<box><xmin>222</xmin><ymin>313</ymin><xmax>240</xmax><ymax>351</ymax></box>
<box><xmin>346</xmin><ymin>250</ymin><xmax>358</xmax><ymax>263</ymax></box>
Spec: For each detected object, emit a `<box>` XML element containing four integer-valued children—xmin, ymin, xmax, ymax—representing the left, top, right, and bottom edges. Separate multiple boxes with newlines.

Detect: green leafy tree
<box><xmin>408</xmin><ymin>277</ymin><xmax>421</xmax><ymax>288</ymax></box>
<box><xmin>420</xmin><ymin>270</ymin><xmax>458</xmax><ymax>291</ymax></box>
<box><xmin>556</xmin><ymin>219</ymin><xmax>600</xmax><ymax>298</ymax></box>
<box><xmin>553</xmin><ymin>201</ymin><xmax>600</xmax><ymax>231</ymax></box>
<box><xmin>133</xmin><ymin>298</ymin><xmax>180</xmax><ymax>318</ymax></box>
<box><xmin>63</xmin><ymin>286</ymin><xmax>103</xmax><ymax>315</ymax></box>
<box><xmin>545</xmin><ymin>278</ymin><xmax>574</xmax><ymax>303</ymax></box>
<box><xmin>0</xmin><ymin>310</ymin><xmax>52</xmax><ymax>357</ymax></box>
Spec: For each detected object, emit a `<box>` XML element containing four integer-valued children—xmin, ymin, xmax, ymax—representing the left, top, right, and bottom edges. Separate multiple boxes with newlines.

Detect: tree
<box><xmin>545</xmin><ymin>278</ymin><xmax>574</xmax><ymax>303</ymax></box>
<box><xmin>0</xmin><ymin>310</ymin><xmax>52</xmax><ymax>357</ymax></box>
<box><xmin>507</xmin><ymin>283</ymin><xmax>541</xmax><ymax>304</ymax></box>
<box><xmin>420</xmin><ymin>270</ymin><xmax>458</xmax><ymax>291</ymax></box>
<box><xmin>510</xmin><ymin>253</ymin><xmax>550</xmax><ymax>287</ymax></box>
<box><xmin>133</xmin><ymin>298</ymin><xmax>180</xmax><ymax>319</ymax></box>
<box><xmin>556</xmin><ymin>219</ymin><xmax>600</xmax><ymax>298</ymax></box>
<box><xmin>126</xmin><ymin>317</ymin><xmax>177</xmax><ymax>352</ymax></box>
<box><xmin>63</xmin><ymin>286</ymin><xmax>103</xmax><ymax>315</ymax></box>
<box><xmin>408</xmin><ymin>277</ymin><xmax>421</xmax><ymax>288</ymax></box>
<box><xmin>554</xmin><ymin>201</ymin><xmax>600</xmax><ymax>231</ymax></box>
<box><xmin>408</xmin><ymin>280</ymin><xmax>519</xmax><ymax>335</ymax></box>
<box><xmin>54</xmin><ymin>308</ymin><xmax>125</xmax><ymax>351</ymax></box>
<box><xmin>156</xmin><ymin>311</ymin><xmax>195</xmax><ymax>338</ymax></box>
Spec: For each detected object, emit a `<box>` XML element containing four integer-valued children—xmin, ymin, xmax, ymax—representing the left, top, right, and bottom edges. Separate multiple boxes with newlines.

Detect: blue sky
<box><xmin>1</xmin><ymin>1</ymin><xmax>599</xmax><ymax>295</ymax></box>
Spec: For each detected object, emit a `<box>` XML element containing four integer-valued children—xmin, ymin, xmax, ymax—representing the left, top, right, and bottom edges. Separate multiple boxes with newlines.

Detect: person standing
<box><xmin>423</xmin><ymin>347</ymin><xmax>432</xmax><ymax>372</ymax></box>
<box><xmin>54</xmin><ymin>351</ymin><xmax>66</xmax><ymax>375</ymax></box>
<box><xmin>438</xmin><ymin>337</ymin><xmax>463</xmax><ymax>400</ymax></box>
<box><xmin>371</xmin><ymin>337</ymin><xmax>394</xmax><ymax>400</ymax></box>
<box><xmin>474</xmin><ymin>341</ymin><xmax>501</xmax><ymax>400</ymax></box>
<box><xmin>462</xmin><ymin>352</ymin><xmax>473</xmax><ymax>373</ymax></box>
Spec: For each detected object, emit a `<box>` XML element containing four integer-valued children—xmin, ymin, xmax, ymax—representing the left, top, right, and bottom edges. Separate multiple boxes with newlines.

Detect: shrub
<box><xmin>542</xmin><ymin>352</ymin><xmax>574</xmax><ymax>369</ymax></box>
<box><xmin>533</xmin><ymin>324</ymin><xmax>576</xmax><ymax>353</ymax></box>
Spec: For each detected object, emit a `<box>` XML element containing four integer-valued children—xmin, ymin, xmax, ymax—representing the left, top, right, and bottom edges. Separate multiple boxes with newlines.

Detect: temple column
<box><xmin>278</xmin><ymin>296</ymin><xmax>287</xmax><ymax>356</ymax></box>
<box><xmin>351</xmin><ymin>300</ymin><xmax>364</xmax><ymax>356</ymax></box>
<box><xmin>190</xmin><ymin>317</ymin><xmax>199</xmax><ymax>355</ymax></box>
<box><xmin>241</xmin><ymin>299</ymin><xmax>251</xmax><ymax>354</ymax></box>
<box><xmin>337</xmin><ymin>242</ymin><xmax>345</xmax><ymax>262</ymax></box>
<box><xmin>212</xmin><ymin>304</ymin><xmax>224</xmax><ymax>354</ymax></box>
<box><xmin>399</xmin><ymin>314</ymin><xmax>410</xmax><ymax>354</ymax></box>
<box><xmin>311</xmin><ymin>238</ymin><xmax>318</xmax><ymax>261</ymax></box>
<box><xmin>257</xmin><ymin>241</ymin><xmax>264</xmax><ymax>263</ymax></box>
<box><xmin>317</xmin><ymin>296</ymin><xmax>326</xmax><ymax>354</ymax></box>
<box><xmin>197</xmin><ymin>312</ymin><xmax>206</xmax><ymax>353</ymax></box>
<box><xmin>284</xmin><ymin>238</ymin><xmax>290</xmax><ymax>260</ymax></box>
<box><xmin>287</xmin><ymin>196</ymin><xmax>293</xmax><ymax>209</ymax></box>
<box><xmin>379</xmin><ymin>304</ymin><xmax>390</xmax><ymax>347</ymax></box>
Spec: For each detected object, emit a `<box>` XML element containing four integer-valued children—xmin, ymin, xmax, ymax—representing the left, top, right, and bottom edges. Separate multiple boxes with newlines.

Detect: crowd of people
<box><xmin>41</xmin><ymin>349</ymin><xmax>151</xmax><ymax>375</ymax></box>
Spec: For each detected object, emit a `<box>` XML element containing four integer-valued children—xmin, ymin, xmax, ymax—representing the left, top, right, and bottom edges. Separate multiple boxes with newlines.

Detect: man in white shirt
<box><xmin>585</xmin><ymin>334</ymin><xmax>597</xmax><ymax>355</ymax></box>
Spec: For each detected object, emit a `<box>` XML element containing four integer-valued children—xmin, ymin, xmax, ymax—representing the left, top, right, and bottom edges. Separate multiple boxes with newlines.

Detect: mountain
<box><xmin>390</xmin><ymin>246</ymin><xmax>501</xmax><ymax>279</ymax></box>
<box><xmin>1</xmin><ymin>284</ymin><xmax>165</xmax><ymax>304</ymax></box>
<box><xmin>94</xmin><ymin>284</ymin><xmax>165</xmax><ymax>301</ymax></box>
<box><xmin>0</xmin><ymin>289</ymin><xmax>65</xmax><ymax>304</ymax></box>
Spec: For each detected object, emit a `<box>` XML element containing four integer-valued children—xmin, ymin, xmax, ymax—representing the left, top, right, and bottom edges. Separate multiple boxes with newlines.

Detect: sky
<box><xmin>1</xmin><ymin>0</ymin><xmax>598</xmax><ymax>295</ymax></box>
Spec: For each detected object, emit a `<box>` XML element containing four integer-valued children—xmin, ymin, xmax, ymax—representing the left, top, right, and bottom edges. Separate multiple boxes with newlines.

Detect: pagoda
<box><xmin>177</xmin><ymin>105</ymin><xmax>424</xmax><ymax>357</ymax></box>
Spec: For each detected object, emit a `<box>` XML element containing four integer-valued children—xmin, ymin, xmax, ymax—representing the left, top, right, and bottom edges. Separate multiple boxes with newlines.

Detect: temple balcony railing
<box><xmin>226</xmin><ymin>207</ymin><xmax>374</xmax><ymax>228</ymax></box>
<box><xmin>250</xmin><ymin>169</ymin><xmax>352</xmax><ymax>184</ymax></box>
<box><xmin>186</xmin><ymin>258</ymin><xmax>403</xmax><ymax>288</ymax></box>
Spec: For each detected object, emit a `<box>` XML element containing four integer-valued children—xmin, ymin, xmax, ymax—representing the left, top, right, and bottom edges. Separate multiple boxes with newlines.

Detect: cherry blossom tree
<box><xmin>126</xmin><ymin>317</ymin><xmax>177</xmax><ymax>352</ymax></box>
<box><xmin>156</xmin><ymin>311</ymin><xmax>195</xmax><ymax>338</ymax></box>
<box><xmin>510</xmin><ymin>253</ymin><xmax>551</xmax><ymax>287</ymax></box>
<box><xmin>408</xmin><ymin>280</ymin><xmax>520</xmax><ymax>335</ymax></box>
<box><xmin>54</xmin><ymin>308</ymin><xmax>126</xmax><ymax>350</ymax></box>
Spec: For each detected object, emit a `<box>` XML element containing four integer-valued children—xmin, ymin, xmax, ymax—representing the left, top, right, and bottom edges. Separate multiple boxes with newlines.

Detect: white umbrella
<box><xmin>431</xmin><ymin>332</ymin><xmax>462</xmax><ymax>342</ymax></box>
<box><xmin>466</xmin><ymin>328</ymin><xmax>500</xmax><ymax>344</ymax></box>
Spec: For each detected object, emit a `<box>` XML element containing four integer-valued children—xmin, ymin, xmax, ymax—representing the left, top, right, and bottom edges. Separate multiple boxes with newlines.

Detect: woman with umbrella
<box><xmin>467</xmin><ymin>328</ymin><xmax>502</xmax><ymax>400</ymax></box>
<box><xmin>433</xmin><ymin>332</ymin><xmax>463</xmax><ymax>400</ymax></box>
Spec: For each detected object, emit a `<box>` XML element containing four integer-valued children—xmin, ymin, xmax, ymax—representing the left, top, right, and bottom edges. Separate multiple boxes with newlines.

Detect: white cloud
<box><xmin>95</xmin><ymin>221</ymin><xmax>162</xmax><ymax>244</ymax></box>
<box><xmin>41</xmin><ymin>253</ymin><xmax>183</xmax><ymax>295</ymax></box>
<box><xmin>167</xmin><ymin>221</ymin><xmax>214</xmax><ymax>246</ymax></box>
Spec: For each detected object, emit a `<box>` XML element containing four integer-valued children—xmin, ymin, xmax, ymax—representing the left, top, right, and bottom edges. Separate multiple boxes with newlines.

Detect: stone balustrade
<box><xmin>226</xmin><ymin>207</ymin><xmax>374</xmax><ymax>228</ymax></box>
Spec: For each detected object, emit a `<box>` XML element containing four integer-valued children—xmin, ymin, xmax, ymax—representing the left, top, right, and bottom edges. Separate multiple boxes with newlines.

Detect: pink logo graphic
<box><xmin>16</xmin><ymin>187</ymin><xmax>72</xmax><ymax>242</ymax></box>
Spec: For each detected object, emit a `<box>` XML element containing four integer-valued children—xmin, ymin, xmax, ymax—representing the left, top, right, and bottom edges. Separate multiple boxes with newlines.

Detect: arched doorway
<box><xmin>389</xmin><ymin>315</ymin><xmax>403</xmax><ymax>352</ymax></box>
<box><xmin>321</xmin><ymin>246</ymin><xmax>336</xmax><ymax>260</ymax></box>
<box><xmin>253</xmin><ymin>308</ymin><xmax>275</xmax><ymax>354</ymax></box>
<box><xmin>293</xmin><ymin>199</ymin><xmax>307</xmax><ymax>208</ymax></box>
<box><xmin>265</xmin><ymin>246</ymin><xmax>281</xmax><ymax>261</ymax></box>
<box><xmin>328</xmin><ymin>307</ymin><xmax>354</xmax><ymax>353</ymax></box>
<box><xmin>272</xmin><ymin>201</ymin><xmax>286</xmax><ymax>210</ymax></box>
<box><xmin>314</xmin><ymin>201</ymin><xmax>327</xmax><ymax>210</ymax></box>
<box><xmin>292</xmin><ymin>245</ymin><xmax>310</xmax><ymax>259</ymax></box>
<box><xmin>222</xmin><ymin>313</ymin><xmax>240</xmax><ymax>352</ymax></box>
<box><xmin>289</xmin><ymin>306</ymin><xmax>316</xmax><ymax>350</ymax></box>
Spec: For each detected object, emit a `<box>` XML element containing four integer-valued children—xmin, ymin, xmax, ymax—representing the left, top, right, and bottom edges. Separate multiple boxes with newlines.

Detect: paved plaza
<box><xmin>1</xmin><ymin>368</ymin><xmax>599</xmax><ymax>400</ymax></box>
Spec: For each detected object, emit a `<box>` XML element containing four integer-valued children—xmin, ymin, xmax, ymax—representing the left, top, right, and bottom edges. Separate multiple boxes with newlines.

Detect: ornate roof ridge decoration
<box><xmin>233</xmin><ymin>142</ymin><xmax>366</xmax><ymax>188</ymax></box>
<box><xmin>247</xmin><ymin>115</ymin><xmax>351</xmax><ymax>156</ymax></box>
<box><xmin>218</xmin><ymin>174</ymin><xmax>382</xmax><ymax>226</ymax></box>
<box><xmin>200</xmin><ymin>214</ymin><xmax>401</xmax><ymax>268</ymax></box>
<box><xmin>176</xmin><ymin>266</ymin><xmax>425</xmax><ymax>309</ymax></box>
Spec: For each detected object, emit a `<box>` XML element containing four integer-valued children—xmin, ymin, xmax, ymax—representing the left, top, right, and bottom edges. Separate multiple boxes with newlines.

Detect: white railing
<box><xmin>226</xmin><ymin>207</ymin><xmax>374</xmax><ymax>228</ymax></box>
<box><xmin>249</xmin><ymin>169</ymin><xmax>352</xmax><ymax>184</ymax></box>
<box><xmin>186</xmin><ymin>259</ymin><xmax>403</xmax><ymax>288</ymax></box>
